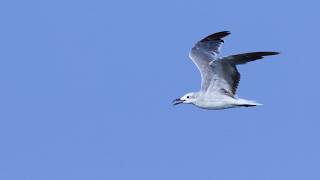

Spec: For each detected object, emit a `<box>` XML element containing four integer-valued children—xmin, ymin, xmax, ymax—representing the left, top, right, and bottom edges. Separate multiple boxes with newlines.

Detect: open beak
<box><xmin>172</xmin><ymin>98</ymin><xmax>184</xmax><ymax>106</ymax></box>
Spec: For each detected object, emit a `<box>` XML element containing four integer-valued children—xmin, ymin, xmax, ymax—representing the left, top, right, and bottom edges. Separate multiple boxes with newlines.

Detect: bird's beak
<box><xmin>172</xmin><ymin>98</ymin><xmax>184</xmax><ymax>106</ymax></box>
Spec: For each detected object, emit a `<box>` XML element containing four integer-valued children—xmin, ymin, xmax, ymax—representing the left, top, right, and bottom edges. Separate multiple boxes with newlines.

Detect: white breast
<box><xmin>194</xmin><ymin>95</ymin><xmax>237</xmax><ymax>110</ymax></box>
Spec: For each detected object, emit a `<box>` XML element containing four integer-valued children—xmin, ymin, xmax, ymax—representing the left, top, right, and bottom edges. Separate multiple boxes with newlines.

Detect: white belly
<box><xmin>194</xmin><ymin>96</ymin><xmax>237</xmax><ymax>110</ymax></box>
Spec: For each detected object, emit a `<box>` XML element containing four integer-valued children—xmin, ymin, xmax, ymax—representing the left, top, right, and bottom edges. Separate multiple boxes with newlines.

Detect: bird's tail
<box><xmin>235</xmin><ymin>98</ymin><xmax>262</xmax><ymax>107</ymax></box>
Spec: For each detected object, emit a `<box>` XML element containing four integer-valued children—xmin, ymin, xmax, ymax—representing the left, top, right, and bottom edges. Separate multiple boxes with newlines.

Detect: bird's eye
<box><xmin>186</xmin><ymin>96</ymin><xmax>189</xmax><ymax>98</ymax></box>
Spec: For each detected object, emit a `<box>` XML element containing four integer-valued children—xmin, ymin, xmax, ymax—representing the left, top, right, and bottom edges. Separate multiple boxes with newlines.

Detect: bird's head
<box><xmin>172</xmin><ymin>92</ymin><xmax>197</xmax><ymax>106</ymax></box>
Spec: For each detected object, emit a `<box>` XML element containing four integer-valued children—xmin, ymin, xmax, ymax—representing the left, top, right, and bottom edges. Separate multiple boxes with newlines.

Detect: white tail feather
<box><xmin>236</xmin><ymin>98</ymin><xmax>263</xmax><ymax>106</ymax></box>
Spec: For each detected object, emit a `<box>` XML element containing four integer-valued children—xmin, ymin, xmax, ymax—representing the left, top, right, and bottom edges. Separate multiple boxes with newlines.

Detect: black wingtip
<box><xmin>200</xmin><ymin>31</ymin><xmax>231</xmax><ymax>42</ymax></box>
<box><xmin>259</xmin><ymin>52</ymin><xmax>280</xmax><ymax>56</ymax></box>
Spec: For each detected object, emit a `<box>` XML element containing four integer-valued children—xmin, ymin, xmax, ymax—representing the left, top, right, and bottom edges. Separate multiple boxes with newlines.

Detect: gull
<box><xmin>172</xmin><ymin>31</ymin><xmax>279</xmax><ymax>110</ymax></box>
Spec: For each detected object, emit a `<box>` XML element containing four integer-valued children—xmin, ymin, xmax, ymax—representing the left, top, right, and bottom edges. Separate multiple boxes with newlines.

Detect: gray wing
<box><xmin>189</xmin><ymin>31</ymin><xmax>279</xmax><ymax>96</ymax></box>
<box><xmin>209</xmin><ymin>51</ymin><xmax>280</xmax><ymax>96</ymax></box>
<box><xmin>222</xmin><ymin>52</ymin><xmax>279</xmax><ymax>65</ymax></box>
<box><xmin>189</xmin><ymin>31</ymin><xmax>231</xmax><ymax>92</ymax></box>
<box><xmin>208</xmin><ymin>61</ymin><xmax>240</xmax><ymax>96</ymax></box>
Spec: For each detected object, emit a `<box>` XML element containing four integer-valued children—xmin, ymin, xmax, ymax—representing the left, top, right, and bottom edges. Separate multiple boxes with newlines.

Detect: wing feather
<box><xmin>223</xmin><ymin>52</ymin><xmax>279</xmax><ymax>65</ymax></box>
<box><xmin>188</xmin><ymin>32</ymin><xmax>279</xmax><ymax>96</ymax></box>
<box><xmin>189</xmin><ymin>31</ymin><xmax>230</xmax><ymax>91</ymax></box>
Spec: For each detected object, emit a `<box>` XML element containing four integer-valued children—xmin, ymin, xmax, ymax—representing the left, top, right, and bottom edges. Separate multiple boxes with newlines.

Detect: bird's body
<box><xmin>173</xmin><ymin>31</ymin><xmax>279</xmax><ymax>110</ymax></box>
<box><xmin>193</xmin><ymin>92</ymin><xmax>237</xmax><ymax>110</ymax></box>
<box><xmin>181</xmin><ymin>91</ymin><xmax>261</xmax><ymax>110</ymax></box>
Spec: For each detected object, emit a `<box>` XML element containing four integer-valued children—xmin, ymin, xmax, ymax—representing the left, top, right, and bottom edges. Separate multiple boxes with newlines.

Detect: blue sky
<box><xmin>0</xmin><ymin>0</ymin><xmax>319</xmax><ymax>179</ymax></box>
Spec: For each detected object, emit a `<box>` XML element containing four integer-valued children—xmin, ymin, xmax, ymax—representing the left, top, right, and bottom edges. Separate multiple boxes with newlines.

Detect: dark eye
<box><xmin>186</xmin><ymin>96</ymin><xmax>189</xmax><ymax>98</ymax></box>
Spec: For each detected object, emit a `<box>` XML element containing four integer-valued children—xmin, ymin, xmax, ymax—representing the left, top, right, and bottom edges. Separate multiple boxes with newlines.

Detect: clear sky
<box><xmin>0</xmin><ymin>0</ymin><xmax>319</xmax><ymax>179</ymax></box>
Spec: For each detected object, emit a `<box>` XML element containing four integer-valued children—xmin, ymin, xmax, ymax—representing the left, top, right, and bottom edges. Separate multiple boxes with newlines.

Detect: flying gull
<box><xmin>172</xmin><ymin>31</ymin><xmax>279</xmax><ymax>110</ymax></box>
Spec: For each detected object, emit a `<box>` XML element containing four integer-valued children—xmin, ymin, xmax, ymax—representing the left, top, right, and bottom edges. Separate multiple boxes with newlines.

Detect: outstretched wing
<box><xmin>189</xmin><ymin>31</ymin><xmax>231</xmax><ymax>92</ymax></box>
<box><xmin>222</xmin><ymin>52</ymin><xmax>279</xmax><ymax>65</ymax></box>
<box><xmin>208</xmin><ymin>61</ymin><xmax>240</xmax><ymax>96</ymax></box>
<box><xmin>208</xmin><ymin>51</ymin><xmax>280</xmax><ymax>96</ymax></box>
